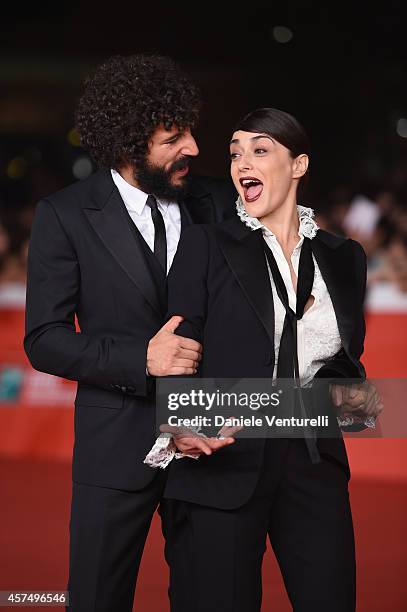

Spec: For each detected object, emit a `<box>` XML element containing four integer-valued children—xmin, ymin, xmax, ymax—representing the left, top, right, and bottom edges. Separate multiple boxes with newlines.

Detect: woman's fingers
<box><xmin>175</xmin><ymin>437</ymin><xmax>213</xmax><ymax>456</ymax></box>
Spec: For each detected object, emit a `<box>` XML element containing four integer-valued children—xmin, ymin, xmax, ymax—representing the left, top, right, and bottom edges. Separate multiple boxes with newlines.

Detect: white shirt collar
<box><xmin>111</xmin><ymin>169</ymin><xmax>169</xmax><ymax>215</ymax></box>
<box><xmin>235</xmin><ymin>195</ymin><xmax>319</xmax><ymax>241</ymax></box>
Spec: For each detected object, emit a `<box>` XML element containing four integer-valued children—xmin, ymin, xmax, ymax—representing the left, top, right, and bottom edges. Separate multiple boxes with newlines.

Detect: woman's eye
<box><xmin>230</xmin><ymin>152</ymin><xmax>240</xmax><ymax>160</ymax></box>
<box><xmin>255</xmin><ymin>148</ymin><xmax>267</xmax><ymax>154</ymax></box>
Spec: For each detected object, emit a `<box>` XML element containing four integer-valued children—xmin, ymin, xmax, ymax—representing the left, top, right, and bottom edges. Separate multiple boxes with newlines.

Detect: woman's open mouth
<box><xmin>240</xmin><ymin>177</ymin><xmax>263</xmax><ymax>203</ymax></box>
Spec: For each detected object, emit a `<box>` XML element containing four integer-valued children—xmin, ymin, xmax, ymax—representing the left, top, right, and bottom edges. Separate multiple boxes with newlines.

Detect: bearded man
<box><xmin>24</xmin><ymin>54</ymin><xmax>236</xmax><ymax>611</ymax></box>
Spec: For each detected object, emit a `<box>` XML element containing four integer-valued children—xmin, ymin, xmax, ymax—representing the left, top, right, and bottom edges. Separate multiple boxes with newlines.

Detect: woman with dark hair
<box><xmin>148</xmin><ymin>108</ymin><xmax>381</xmax><ymax>611</ymax></box>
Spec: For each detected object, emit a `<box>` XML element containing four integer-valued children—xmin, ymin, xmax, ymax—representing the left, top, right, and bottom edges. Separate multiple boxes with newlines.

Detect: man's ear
<box><xmin>292</xmin><ymin>154</ymin><xmax>309</xmax><ymax>179</ymax></box>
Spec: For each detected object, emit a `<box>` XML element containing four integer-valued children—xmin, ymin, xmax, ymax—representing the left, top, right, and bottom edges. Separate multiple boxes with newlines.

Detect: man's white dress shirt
<box><xmin>111</xmin><ymin>169</ymin><xmax>181</xmax><ymax>274</ymax></box>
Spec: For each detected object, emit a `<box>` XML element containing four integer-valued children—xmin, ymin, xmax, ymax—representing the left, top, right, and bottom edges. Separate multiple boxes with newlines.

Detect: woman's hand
<box><xmin>173</xmin><ymin>435</ymin><xmax>235</xmax><ymax>457</ymax></box>
<box><xmin>159</xmin><ymin>424</ymin><xmax>235</xmax><ymax>457</ymax></box>
<box><xmin>330</xmin><ymin>381</ymin><xmax>384</xmax><ymax>418</ymax></box>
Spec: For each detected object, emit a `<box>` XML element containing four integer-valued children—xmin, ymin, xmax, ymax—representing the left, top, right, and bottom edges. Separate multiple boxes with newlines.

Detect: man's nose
<box><xmin>182</xmin><ymin>133</ymin><xmax>199</xmax><ymax>157</ymax></box>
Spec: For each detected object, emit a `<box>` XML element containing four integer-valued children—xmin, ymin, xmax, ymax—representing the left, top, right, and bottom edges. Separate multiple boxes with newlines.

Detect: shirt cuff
<box><xmin>337</xmin><ymin>415</ymin><xmax>376</xmax><ymax>430</ymax></box>
<box><xmin>143</xmin><ymin>433</ymin><xmax>200</xmax><ymax>469</ymax></box>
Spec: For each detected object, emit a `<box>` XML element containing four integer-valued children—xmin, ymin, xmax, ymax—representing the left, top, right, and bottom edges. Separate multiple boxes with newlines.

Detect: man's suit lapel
<box><xmin>182</xmin><ymin>178</ymin><xmax>217</xmax><ymax>224</ymax></box>
<box><xmin>182</xmin><ymin>175</ymin><xmax>237</xmax><ymax>225</ymax></box>
<box><xmin>84</xmin><ymin>170</ymin><xmax>162</xmax><ymax>317</ymax></box>
<box><xmin>182</xmin><ymin>193</ymin><xmax>215</xmax><ymax>224</ymax></box>
<box><xmin>179</xmin><ymin>200</ymin><xmax>193</xmax><ymax>230</ymax></box>
<box><xmin>213</xmin><ymin>218</ymin><xmax>275</xmax><ymax>349</ymax></box>
<box><xmin>311</xmin><ymin>230</ymin><xmax>355</xmax><ymax>353</ymax></box>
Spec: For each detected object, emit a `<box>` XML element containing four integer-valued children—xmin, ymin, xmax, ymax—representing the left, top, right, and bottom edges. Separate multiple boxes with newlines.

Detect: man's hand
<box><xmin>159</xmin><ymin>424</ymin><xmax>235</xmax><ymax>457</ymax></box>
<box><xmin>330</xmin><ymin>381</ymin><xmax>384</xmax><ymax>419</ymax></box>
<box><xmin>147</xmin><ymin>316</ymin><xmax>202</xmax><ymax>376</ymax></box>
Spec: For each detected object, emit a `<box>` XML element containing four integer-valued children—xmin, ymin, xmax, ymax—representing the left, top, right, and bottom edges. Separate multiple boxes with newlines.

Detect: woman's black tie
<box><xmin>264</xmin><ymin>237</ymin><xmax>321</xmax><ymax>463</ymax></box>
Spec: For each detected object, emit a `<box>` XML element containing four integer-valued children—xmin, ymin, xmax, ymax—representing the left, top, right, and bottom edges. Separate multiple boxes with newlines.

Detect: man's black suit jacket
<box><xmin>24</xmin><ymin>169</ymin><xmax>236</xmax><ymax>491</ymax></box>
<box><xmin>164</xmin><ymin>217</ymin><xmax>367</xmax><ymax>510</ymax></box>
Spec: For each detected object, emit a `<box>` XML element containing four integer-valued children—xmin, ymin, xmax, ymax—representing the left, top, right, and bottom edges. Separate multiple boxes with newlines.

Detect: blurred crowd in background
<box><xmin>316</xmin><ymin>173</ymin><xmax>407</xmax><ymax>312</ymax></box>
<box><xmin>1</xmin><ymin>150</ymin><xmax>407</xmax><ymax>312</ymax></box>
<box><xmin>2</xmin><ymin>8</ymin><xmax>407</xmax><ymax>314</ymax></box>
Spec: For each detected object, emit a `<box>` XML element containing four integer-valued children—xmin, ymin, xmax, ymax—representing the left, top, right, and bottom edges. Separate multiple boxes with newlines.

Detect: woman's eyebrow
<box><xmin>229</xmin><ymin>135</ymin><xmax>275</xmax><ymax>145</ymax></box>
<box><xmin>251</xmin><ymin>135</ymin><xmax>275</xmax><ymax>143</ymax></box>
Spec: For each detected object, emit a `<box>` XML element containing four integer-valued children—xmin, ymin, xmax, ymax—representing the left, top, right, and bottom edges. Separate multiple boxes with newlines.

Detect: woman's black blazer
<box><xmin>163</xmin><ymin>216</ymin><xmax>367</xmax><ymax>510</ymax></box>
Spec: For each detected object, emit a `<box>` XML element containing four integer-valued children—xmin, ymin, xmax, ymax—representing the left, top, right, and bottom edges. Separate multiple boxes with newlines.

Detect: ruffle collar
<box><xmin>235</xmin><ymin>195</ymin><xmax>319</xmax><ymax>240</ymax></box>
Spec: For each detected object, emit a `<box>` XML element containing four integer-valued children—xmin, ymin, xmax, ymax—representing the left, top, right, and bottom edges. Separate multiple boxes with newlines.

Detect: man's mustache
<box><xmin>170</xmin><ymin>156</ymin><xmax>193</xmax><ymax>173</ymax></box>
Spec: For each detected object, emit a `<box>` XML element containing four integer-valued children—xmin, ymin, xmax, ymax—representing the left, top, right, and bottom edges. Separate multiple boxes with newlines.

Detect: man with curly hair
<box><xmin>24</xmin><ymin>54</ymin><xmax>236</xmax><ymax>611</ymax></box>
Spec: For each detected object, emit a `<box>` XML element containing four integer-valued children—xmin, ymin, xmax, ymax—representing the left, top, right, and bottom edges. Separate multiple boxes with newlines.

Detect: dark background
<box><xmin>1</xmin><ymin>2</ymin><xmax>406</xmax><ymax>214</ymax></box>
<box><xmin>0</xmin><ymin>7</ymin><xmax>406</xmax><ymax>611</ymax></box>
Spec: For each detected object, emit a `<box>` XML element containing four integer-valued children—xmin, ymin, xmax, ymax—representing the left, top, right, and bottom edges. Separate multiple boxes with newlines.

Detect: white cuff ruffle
<box><xmin>337</xmin><ymin>415</ymin><xmax>376</xmax><ymax>429</ymax></box>
<box><xmin>144</xmin><ymin>433</ymin><xmax>200</xmax><ymax>469</ymax></box>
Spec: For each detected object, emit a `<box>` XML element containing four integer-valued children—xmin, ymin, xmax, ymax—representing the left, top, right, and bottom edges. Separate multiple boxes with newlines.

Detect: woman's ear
<box><xmin>292</xmin><ymin>154</ymin><xmax>309</xmax><ymax>179</ymax></box>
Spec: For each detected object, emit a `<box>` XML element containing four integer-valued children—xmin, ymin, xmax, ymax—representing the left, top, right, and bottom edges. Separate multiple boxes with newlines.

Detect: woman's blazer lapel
<box><xmin>212</xmin><ymin>218</ymin><xmax>275</xmax><ymax>350</ymax></box>
<box><xmin>311</xmin><ymin>229</ymin><xmax>359</xmax><ymax>360</ymax></box>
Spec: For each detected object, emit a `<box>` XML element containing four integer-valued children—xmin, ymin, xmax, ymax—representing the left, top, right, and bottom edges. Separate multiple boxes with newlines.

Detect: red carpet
<box><xmin>0</xmin><ymin>311</ymin><xmax>406</xmax><ymax>609</ymax></box>
<box><xmin>0</xmin><ymin>458</ymin><xmax>406</xmax><ymax>611</ymax></box>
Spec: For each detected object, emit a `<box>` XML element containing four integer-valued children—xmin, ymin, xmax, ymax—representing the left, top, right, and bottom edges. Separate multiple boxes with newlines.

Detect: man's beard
<box><xmin>134</xmin><ymin>156</ymin><xmax>192</xmax><ymax>200</ymax></box>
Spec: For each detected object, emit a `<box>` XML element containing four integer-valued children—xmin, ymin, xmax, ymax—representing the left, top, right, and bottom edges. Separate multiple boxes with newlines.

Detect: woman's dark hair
<box><xmin>234</xmin><ymin>107</ymin><xmax>310</xmax><ymax>158</ymax></box>
<box><xmin>75</xmin><ymin>54</ymin><xmax>201</xmax><ymax>169</ymax></box>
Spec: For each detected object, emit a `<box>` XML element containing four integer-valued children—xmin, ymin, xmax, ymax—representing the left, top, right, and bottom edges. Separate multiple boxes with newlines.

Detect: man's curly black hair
<box><xmin>75</xmin><ymin>54</ymin><xmax>201</xmax><ymax>169</ymax></box>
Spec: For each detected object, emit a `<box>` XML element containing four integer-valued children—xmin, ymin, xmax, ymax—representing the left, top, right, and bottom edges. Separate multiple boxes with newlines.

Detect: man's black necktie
<box><xmin>146</xmin><ymin>195</ymin><xmax>167</xmax><ymax>273</ymax></box>
<box><xmin>264</xmin><ymin>237</ymin><xmax>321</xmax><ymax>463</ymax></box>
